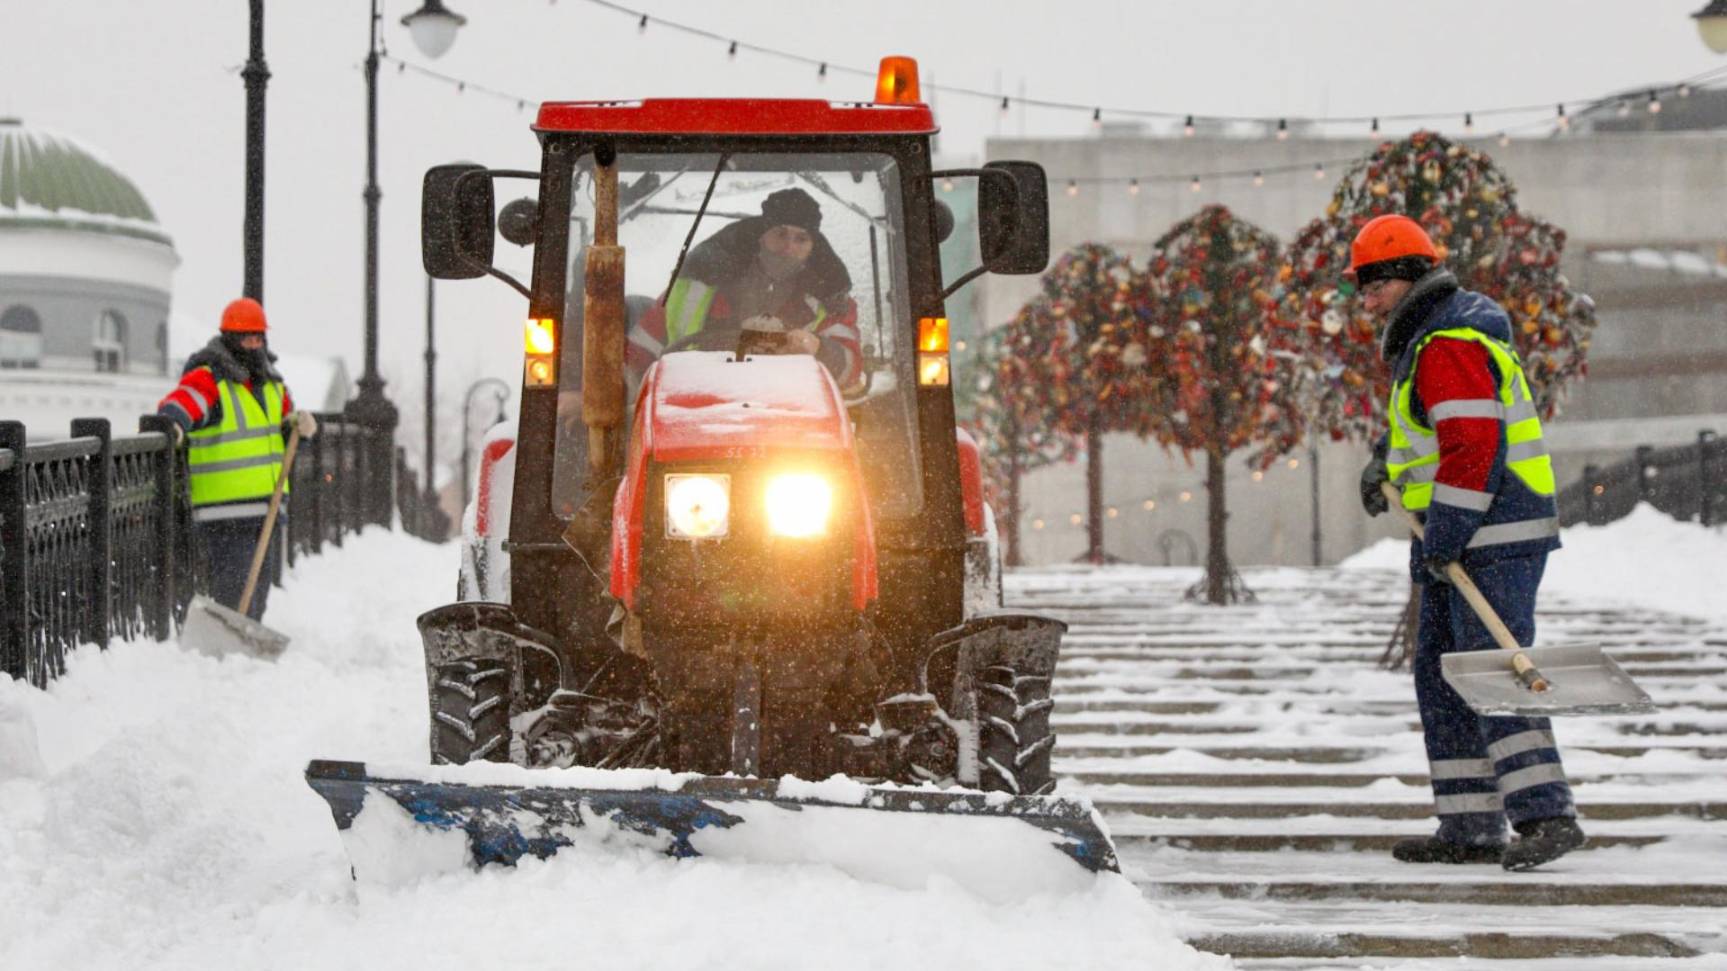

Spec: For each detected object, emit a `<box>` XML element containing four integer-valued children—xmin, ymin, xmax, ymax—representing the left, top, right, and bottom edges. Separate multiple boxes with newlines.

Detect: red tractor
<box><xmin>308</xmin><ymin>58</ymin><xmax>1114</xmax><ymax>875</ymax></box>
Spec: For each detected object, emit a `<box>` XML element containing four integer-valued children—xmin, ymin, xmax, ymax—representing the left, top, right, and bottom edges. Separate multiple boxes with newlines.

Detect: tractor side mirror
<box><xmin>423</xmin><ymin>163</ymin><xmax>496</xmax><ymax>279</ymax></box>
<box><xmin>498</xmin><ymin>197</ymin><xmax>540</xmax><ymax>247</ymax></box>
<box><xmin>977</xmin><ymin>160</ymin><xmax>1049</xmax><ymax>276</ymax></box>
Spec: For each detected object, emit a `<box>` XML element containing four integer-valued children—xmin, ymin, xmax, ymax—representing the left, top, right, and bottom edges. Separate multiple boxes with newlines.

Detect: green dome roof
<box><xmin>0</xmin><ymin>118</ymin><xmax>171</xmax><ymax>246</ymax></box>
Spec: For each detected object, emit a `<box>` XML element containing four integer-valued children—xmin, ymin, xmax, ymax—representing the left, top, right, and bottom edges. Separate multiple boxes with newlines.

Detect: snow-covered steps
<box><xmin>1009</xmin><ymin>563</ymin><xmax>1727</xmax><ymax>966</ymax></box>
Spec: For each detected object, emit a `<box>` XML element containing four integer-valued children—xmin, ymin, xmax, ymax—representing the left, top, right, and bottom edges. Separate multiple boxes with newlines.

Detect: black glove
<box><xmin>1422</xmin><ymin>553</ymin><xmax>1453</xmax><ymax>586</ymax></box>
<box><xmin>1359</xmin><ymin>441</ymin><xmax>1390</xmax><ymax>516</ymax></box>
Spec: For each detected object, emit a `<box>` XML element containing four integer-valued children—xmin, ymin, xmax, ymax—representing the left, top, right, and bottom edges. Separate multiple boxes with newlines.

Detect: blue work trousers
<box><xmin>1413</xmin><ymin>553</ymin><xmax>1576</xmax><ymax>847</ymax></box>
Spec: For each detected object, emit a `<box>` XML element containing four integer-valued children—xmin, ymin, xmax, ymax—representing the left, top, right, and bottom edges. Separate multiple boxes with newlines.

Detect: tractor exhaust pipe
<box><xmin>582</xmin><ymin>148</ymin><xmax>626</xmax><ymax>481</ymax></box>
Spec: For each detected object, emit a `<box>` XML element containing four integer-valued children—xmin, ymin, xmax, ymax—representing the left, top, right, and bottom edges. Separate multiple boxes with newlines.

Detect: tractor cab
<box><xmin>307</xmin><ymin>59</ymin><xmax>1118</xmax><ymax>875</ymax></box>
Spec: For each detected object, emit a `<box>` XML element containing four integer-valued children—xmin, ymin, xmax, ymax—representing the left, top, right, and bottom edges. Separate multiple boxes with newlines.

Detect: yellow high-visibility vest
<box><xmin>1386</xmin><ymin>327</ymin><xmax>1556</xmax><ymax>518</ymax></box>
<box><xmin>186</xmin><ymin>374</ymin><xmax>288</xmax><ymax>520</ymax></box>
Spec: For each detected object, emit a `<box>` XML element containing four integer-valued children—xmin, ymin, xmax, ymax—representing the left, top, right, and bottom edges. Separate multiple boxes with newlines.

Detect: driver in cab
<box><xmin>626</xmin><ymin>188</ymin><xmax>863</xmax><ymax>392</ymax></box>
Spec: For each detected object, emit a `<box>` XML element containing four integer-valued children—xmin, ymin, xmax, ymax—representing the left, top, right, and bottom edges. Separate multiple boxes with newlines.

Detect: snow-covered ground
<box><xmin>1341</xmin><ymin>503</ymin><xmax>1727</xmax><ymax>625</ymax></box>
<box><xmin>0</xmin><ymin>529</ymin><xmax>1223</xmax><ymax>971</ymax></box>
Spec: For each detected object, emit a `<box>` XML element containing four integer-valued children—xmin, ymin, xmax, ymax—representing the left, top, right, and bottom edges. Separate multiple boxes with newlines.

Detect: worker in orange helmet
<box><xmin>156</xmin><ymin>298</ymin><xmax>318</xmax><ymax>620</ymax></box>
<box><xmin>1350</xmin><ymin>214</ymin><xmax>1579</xmax><ymax>871</ymax></box>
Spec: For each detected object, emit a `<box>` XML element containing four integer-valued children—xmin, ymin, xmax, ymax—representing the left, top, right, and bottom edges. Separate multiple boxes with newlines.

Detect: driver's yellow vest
<box><xmin>663</xmin><ymin>278</ymin><xmax>827</xmax><ymax>344</ymax></box>
<box><xmin>1385</xmin><ymin>328</ymin><xmax>1555</xmax><ymax>513</ymax></box>
<box><xmin>186</xmin><ymin>374</ymin><xmax>289</xmax><ymax>519</ymax></box>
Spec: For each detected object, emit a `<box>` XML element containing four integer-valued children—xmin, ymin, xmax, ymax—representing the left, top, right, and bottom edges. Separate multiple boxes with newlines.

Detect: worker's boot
<box><xmin>1502</xmin><ymin>816</ymin><xmax>1585</xmax><ymax>872</ymax></box>
<box><xmin>1391</xmin><ymin>835</ymin><xmax>1504</xmax><ymax>864</ymax></box>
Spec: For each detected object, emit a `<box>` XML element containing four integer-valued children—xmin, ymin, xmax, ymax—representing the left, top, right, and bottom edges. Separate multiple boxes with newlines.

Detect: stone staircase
<box><xmin>1013</xmin><ymin>566</ymin><xmax>1727</xmax><ymax>967</ymax></box>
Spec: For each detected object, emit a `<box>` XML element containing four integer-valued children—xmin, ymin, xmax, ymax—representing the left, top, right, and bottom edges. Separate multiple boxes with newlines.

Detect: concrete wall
<box><xmin>976</xmin><ymin>132</ymin><xmax>1727</xmax><ymax>566</ymax></box>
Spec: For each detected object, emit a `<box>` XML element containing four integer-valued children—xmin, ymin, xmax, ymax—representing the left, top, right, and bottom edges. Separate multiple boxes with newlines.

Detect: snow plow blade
<box><xmin>304</xmin><ymin>760</ymin><xmax>1118</xmax><ymax>887</ymax></box>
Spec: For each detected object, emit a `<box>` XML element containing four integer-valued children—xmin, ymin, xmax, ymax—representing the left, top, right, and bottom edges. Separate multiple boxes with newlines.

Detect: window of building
<box><xmin>1</xmin><ymin>305</ymin><xmax>43</xmax><ymax>369</ymax></box>
<box><xmin>94</xmin><ymin>309</ymin><xmax>128</xmax><ymax>373</ymax></box>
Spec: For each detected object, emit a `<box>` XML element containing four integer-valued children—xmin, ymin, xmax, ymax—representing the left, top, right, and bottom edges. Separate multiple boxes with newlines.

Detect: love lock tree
<box><xmin>963</xmin><ymin>317</ymin><xmax>1071</xmax><ymax>567</ymax></box>
<box><xmin>1038</xmin><ymin>243</ymin><xmax>1156</xmax><ymax>564</ymax></box>
<box><xmin>1275</xmin><ymin>130</ymin><xmax>1596</xmax><ymax>663</ymax></box>
<box><xmin>1136</xmin><ymin>205</ymin><xmax>1304</xmax><ymax>605</ymax></box>
<box><xmin>1277</xmin><ymin>130</ymin><xmax>1596</xmax><ymax>443</ymax></box>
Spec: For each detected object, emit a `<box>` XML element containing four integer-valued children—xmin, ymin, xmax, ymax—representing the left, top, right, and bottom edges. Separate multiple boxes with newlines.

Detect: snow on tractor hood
<box><xmin>643</xmin><ymin>351</ymin><xmax>853</xmax><ymax>463</ymax></box>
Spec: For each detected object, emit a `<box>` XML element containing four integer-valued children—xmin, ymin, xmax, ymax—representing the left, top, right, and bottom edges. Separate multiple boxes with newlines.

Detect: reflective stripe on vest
<box><xmin>1385</xmin><ymin>328</ymin><xmax>1556</xmax><ymax>542</ymax></box>
<box><xmin>664</xmin><ymin>279</ymin><xmax>717</xmax><ymax>345</ymax></box>
<box><xmin>187</xmin><ymin>376</ymin><xmax>288</xmax><ymax>508</ymax></box>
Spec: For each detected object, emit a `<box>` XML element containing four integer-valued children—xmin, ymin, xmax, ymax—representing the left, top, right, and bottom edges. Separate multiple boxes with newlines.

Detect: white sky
<box><xmin>2</xmin><ymin>0</ymin><xmax>1720</xmax><ymax>401</ymax></box>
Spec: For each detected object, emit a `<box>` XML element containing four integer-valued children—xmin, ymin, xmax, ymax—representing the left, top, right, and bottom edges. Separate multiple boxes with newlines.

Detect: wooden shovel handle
<box><xmin>238</xmin><ymin>424</ymin><xmax>301</xmax><ymax>617</ymax></box>
<box><xmin>1380</xmin><ymin>481</ymin><xmax>1550</xmax><ymax>692</ymax></box>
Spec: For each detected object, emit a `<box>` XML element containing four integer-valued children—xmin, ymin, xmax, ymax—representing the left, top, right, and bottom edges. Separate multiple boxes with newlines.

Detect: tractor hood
<box><xmin>643</xmin><ymin>352</ymin><xmax>852</xmax><ymax>464</ymax></box>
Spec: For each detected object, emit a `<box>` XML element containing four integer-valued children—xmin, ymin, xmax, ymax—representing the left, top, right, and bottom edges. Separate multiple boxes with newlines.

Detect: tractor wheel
<box><xmin>975</xmin><ymin>664</ymin><xmax>1056</xmax><ymax>795</ymax></box>
<box><xmin>430</xmin><ymin>657</ymin><xmax>512</xmax><ymax>764</ymax></box>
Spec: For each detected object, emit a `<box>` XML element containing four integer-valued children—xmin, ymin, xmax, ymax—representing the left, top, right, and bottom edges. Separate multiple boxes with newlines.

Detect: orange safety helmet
<box><xmin>1346</xmin><ymin>214</ymin><xmax>1439</xmax><ymax>285</ymax></box>
<box><xmin>220</xmin><ymin>297</ymin><xmax>269</xmax><ymax>333</ymax></box>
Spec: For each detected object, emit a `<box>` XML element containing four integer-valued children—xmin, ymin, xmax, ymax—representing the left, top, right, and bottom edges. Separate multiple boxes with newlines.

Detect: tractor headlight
<box><xmin>665</xmin><ymin>474</ymin><xmax>730</xmax><ymax>539</ymax></box>
<box><xmin>764</xmin><ymin>473</ymin><xmax>833</xmax><ymax>538</ymax></box>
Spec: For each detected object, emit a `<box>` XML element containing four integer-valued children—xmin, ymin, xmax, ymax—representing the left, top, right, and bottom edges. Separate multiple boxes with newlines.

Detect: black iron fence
<box><xmin>1</xmin><ymin>413</ymin><xmax>402</xmax><ymax>687</ymax></box>
<box><xmin>1557</xmin><ymin>430</ymin><xmax>1725</xmax><ymax>528</ymax></box>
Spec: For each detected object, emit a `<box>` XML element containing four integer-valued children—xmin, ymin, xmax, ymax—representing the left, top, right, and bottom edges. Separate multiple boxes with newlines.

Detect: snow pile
<box><xmin>0</xmin><ymin>528</ymin><xmax>1221</xmax><ymax>971</ymax></box>
<box><xmin>1340</xmin><ymin>503</ymin><xmax>1727</xmax><ymax>623</ymax></box>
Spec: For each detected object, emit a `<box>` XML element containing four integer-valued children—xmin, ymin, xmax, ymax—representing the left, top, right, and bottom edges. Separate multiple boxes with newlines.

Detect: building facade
<box><xmin>974</xmin><ymin>127</ymin><xmax>1727</xmax><ymax>566</ymax></box>
<box><xmin>0</xmin><ymin>118</ymin><xmax>179</xmax><ymax>437</ymax></box>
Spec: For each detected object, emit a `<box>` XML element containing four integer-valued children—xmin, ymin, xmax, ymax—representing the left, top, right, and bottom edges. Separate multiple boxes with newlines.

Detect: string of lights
<box><xmin>378</xmin><ymin>8</ymin><xmax>1727</xmax><ymax>193</ymax></box>
<box><xmin>564</xmin><ymin>0</ymin><xmax>1727</xmax><ymax>133</ymax></box>
<box><xmin>1027</xmin><ymin>455</ymin><xmax>1311</xmax><ymax>532</ymax></box>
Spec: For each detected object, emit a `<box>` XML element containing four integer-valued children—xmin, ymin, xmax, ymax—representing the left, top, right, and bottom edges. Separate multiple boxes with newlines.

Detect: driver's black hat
<box><xmin>761</xmin><ymin>188</ymin><xmax>822</xmax><ymax>234</ymax></box>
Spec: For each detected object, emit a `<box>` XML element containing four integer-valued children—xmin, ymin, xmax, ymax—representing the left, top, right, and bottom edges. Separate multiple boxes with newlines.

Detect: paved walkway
<box><xmin>1013</xmin><ymin>565</ymin><xmax>1727</xmax><ymax>967</ymax></box>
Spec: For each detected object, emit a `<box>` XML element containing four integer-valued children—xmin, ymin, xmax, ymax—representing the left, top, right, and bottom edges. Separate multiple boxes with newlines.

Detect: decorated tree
<box><xmin>1136</xmin><ymin>205</ymin><xmax>1303</xmax><ymax>604</ymax></box>
<box><xmin>963</xmin><ymin>318</ymin><xmax>1070</xmax><ymax>566</ymax></box>
<box><xmin>1037</xmin><ymin>243</ymin><xmax>1158</xmax><ymax>564</ymax></box>
<box><xmin>1277</xmin><ymin>130</ymin><xmax>1597</xmax><ymax>443</ymax></box>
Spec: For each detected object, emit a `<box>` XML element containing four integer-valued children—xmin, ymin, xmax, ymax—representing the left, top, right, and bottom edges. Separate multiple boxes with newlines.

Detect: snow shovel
<box><xmin>1382</xmin><ymin>481</ymin><xmax>1653</xmax><ymax>716</ymax></box>
<box><xmin>179</xmin><ymin>425</ymin><xmax>300</xmax><ymax>661</ymax></box>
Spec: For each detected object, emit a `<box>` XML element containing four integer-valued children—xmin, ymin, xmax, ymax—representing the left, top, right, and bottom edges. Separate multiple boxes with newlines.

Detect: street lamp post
<box><xmin>424</xmin><ymin>275</ymin><xmax>437</xmax><ymax>502</ymax></box>
<box><xmin>242</xmin><ymin>0</ymin><xmax>269</xmax><ymax>302</ymax></box>
<box><xmin>344</xmin><ymin>0</ymin><xmax>466</xmax><ymax>521</ymax></box>
<box><xmin>1695</xmin><ymin>0</ymin><xmax>1727</xmax><ymax>53</ymax></box>
<box><xmin>460</xmin><ymin>378</ymin><xmax>511</xmax><ymax>510</ymax></box>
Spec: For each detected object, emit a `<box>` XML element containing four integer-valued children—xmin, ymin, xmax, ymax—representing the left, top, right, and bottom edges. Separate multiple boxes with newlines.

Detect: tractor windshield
<box><xmin>555</xmin><ymin>150</ymin><xmax>923</xmax><ymax>520</ymax></box>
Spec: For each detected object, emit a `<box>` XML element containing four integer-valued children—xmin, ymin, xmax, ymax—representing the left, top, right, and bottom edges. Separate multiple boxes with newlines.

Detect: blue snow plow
<box><xmin>304</xmin><ymin>759</ymin><xmax>1119</xmax><ymax>886</ymax></box>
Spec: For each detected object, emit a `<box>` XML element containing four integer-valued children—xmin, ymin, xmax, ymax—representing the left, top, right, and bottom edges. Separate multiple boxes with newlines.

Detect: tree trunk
<box><xmin>1086</xmin><ymin>411</ymin><xmax>1105</xmax><ymax>564</ymax></box>
<box><xmin>1205</xmin><ymin>446</ymin><xmax>1228</xmax><ymax>605</ymax></box>
<box><xmin>1005</xmin><ymin>430</ymin><xmax>1024</xmax><ymax>568</ymax></box>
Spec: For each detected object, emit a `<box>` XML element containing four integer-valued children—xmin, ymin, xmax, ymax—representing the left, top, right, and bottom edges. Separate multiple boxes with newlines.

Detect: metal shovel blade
<box><xmin>1442</xmin><ymin>645</ymin><xmax>1655</xmax><ymax>716</ymax></box>
<box><xmin>179</xmin><ymin>595</ymin><xmax>289</xmax><ymax>660</ymax></box>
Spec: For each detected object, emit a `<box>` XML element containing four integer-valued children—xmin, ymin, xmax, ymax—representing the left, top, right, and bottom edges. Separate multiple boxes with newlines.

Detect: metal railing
<box><xmin>1557</xmin><ymin>430</ymin><xmax>1725</xmax><ymax>528</ymax></box>
<box><xmin>1</xmin><ymin>414</ymin><xmax>398</xmax><ymax>687</ymax></box>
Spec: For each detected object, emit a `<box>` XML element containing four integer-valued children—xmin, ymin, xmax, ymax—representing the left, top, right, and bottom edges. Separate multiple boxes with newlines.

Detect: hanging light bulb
<box><xmin>1371</xmin><ymin>117</ymin><xmax>1380</xmax><ymax>134</ymax></box>
<box><xmin>1252</xmin><ymin>170</ymin><xmax>1264</xmax><ymax>187</ymax></box>
<box><xmin>1648</xmin><ymin>90</ymin><xmax>1663</xmax><ymax>114</ymax></box>
<box><xmin>1276</xmin><ymin>118</ymin><xmax>1289</xmax><ymax>140</ymax></box>
<box><xmin>1287</xmin><ymin>457</ymin><xmax>1300</xmax><ymax>470</ymax></box>
<box><xmin>1141</xmin><ymin>499</ymin><xmax>1156</xmax><ymax>511</ymax></box>
<box><xmin>1498</xmin><ymin>132</ymin><xmax>1511</xmax><ymax>147</ymax></box>
<box><xmin>637</xmin><ymin>13</ymin><xmax>648</xmax><ymax>32</ymax></box>
<box><xmin>1066</xmin><ymin>179</ymin><xmax>1079</xmax><ymax>197</ymax></box>
<box><xmin>1680</xmin><ymin>84</ymin><xmax>1693</xmax><ymax>99</ymax></box>
<box><xmin>817</xmin><ymin>62</ymin><xmax>828</xmax><ymax>81</ymax></box>
<box><xmin>1190</xmin><ymin>175</ymin><xmax>1202</xmax><ymax>193</ymax></box>
<box><xmin>1000</xmin><ymin>95</ymin><xmax>1010</xmax><ymax>113</ymax></box>
<box><xmin>1128</xmin><ymin>178</ymin><xmax>1141</xmax><ymax>196</ymax></box>
<box><xmin>1252</xmin><ymin>470</ymin><xmax>1265</xmax><ymax>482</ymax></box>
<box><xmin>727</xmin><ymin>40</ymin><xmax>738</xmax><ymax>59</ymax></box>
<box><xmin>1556</xmin><ymin>103</ymin><xmax>1570</xmax><ymax>130</ymax></box>
<box><xmin>1616</xmin><ymin>99</ymin><xmax>1631</xmax><ymax>118</ymax></box>
<box><xmin>1092</xmin><ymin>107</ymin><xmax>1102</xmax><ymax>127</ymax></box>
<box><xmin>1183</xmin><ymin>114</ymin><xmax>1195</xmax><ymax>137</ymax></box>
<box><xmin>941</xmin><ymin>177</ymin><xmax>955</xmax><ymax>193</ymax></box>
<box><xmin>1313</xmin><ymin>162</ymin><xmax>1326</xmax><ymax>180</ymax></box>
<box><xmin>1464</xmin><ymin>112</ymin><xmax>1475</xmax><ymax>134</ymax></box>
